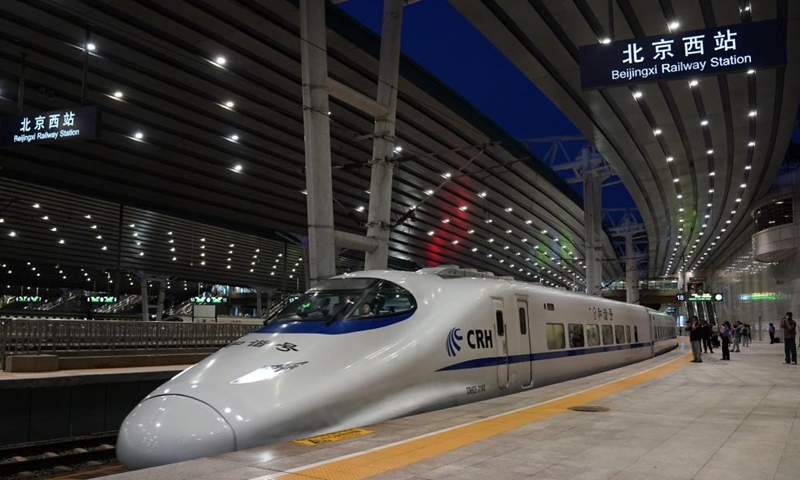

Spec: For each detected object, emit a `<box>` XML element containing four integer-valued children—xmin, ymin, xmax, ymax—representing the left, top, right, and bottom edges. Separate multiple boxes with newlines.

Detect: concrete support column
<box><xmin>365</xmin><ymin>0</ymin><xmax>404</xmax><ymax>271</ymax></box>
<box><xmin>625</xmin><ymin>232</ymin><xmax>639</xmax><ymax>304</ymax></box>
<box><xmin>583</xmin><ymin>171</ymin><xmax>603</xmax><ymax>295</ymax></box>
<box><xmin>139</xmin><ymin>277</ymin><xmax>149</xmax><ymax>322</ymax></box>
<box><xmin>300</xmin><ymin>0</ymin><xmax>336</xmax><ymax>285</ymax></box>
<box><xmin>155</xmin><ymin>278</ymin><xmax>167</xmax><ymax>321</ymax></box>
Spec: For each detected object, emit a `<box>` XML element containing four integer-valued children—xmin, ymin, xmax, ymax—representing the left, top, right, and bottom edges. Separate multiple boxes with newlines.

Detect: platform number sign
<box><xmin>1</xmin><ymin>106</ymin><xmax>100</xmax><ymax>146</ymax></box>
<box><xmin>580</xmin><ymin>19</ymin><xmax>786</xmax><ymax>89</ymax></box>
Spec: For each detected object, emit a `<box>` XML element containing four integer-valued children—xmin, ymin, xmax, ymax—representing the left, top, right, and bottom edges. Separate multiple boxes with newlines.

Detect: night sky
<box><xmin>340</xmin><ymin>0</ymin><xmax>799</xmax><ymax>212</ymax></box>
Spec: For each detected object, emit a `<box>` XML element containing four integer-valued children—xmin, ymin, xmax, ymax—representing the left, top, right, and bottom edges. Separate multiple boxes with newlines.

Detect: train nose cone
<box><xmin>116</xmin><ymin>395</ymin><xmax>235</xmax><ymax>469</ymax></box>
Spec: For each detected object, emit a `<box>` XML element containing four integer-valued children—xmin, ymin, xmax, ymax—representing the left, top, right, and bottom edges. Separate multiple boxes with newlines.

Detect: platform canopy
<box><xmin>0</xmin><ymin>0</ymin><xmax>622</xmax><ymax>291</ymax></box>
<box><xmin>449</xmin><ymin>0</ymin><xmax>800</xmax><ymax>276</ymax></box>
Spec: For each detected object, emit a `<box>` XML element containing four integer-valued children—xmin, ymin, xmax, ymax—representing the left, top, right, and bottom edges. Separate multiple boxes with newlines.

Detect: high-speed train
<box><xmin>117</xmin><ymin>267</ymin><xmax>677</xmax><ymax>469</ymax></box>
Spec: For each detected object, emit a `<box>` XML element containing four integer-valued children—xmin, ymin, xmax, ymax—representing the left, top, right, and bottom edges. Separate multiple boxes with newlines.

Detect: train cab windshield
<box><xmin>269</xmin><ymin>278</ymin><xmax>416</xmax><ymax>323</ymax></box>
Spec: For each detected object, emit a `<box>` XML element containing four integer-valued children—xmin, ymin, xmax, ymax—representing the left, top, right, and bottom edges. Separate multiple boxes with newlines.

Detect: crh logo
<box><xmin>446</xmin><ymin>328</ymin><xmax>463</xmax><ymax>357</ymax></box>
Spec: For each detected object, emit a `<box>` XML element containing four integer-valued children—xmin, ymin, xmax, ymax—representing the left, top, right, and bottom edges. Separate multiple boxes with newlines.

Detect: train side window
<box><xmin>625</xmin><ymin>325</ymin><xmax>631</xmax><ymax>343</ymax></box>
<box><xmin>615</xmin><ymin>325</ymin><xmax>625</xmax><ymax>344</ymax></box>
<box><xmin>518</xmin><ymin>308</ymin><xmax>527</xmax><ymax>335</ymax></box>
<box><xmin>634</xmin><ymin>326</ymin><xmax>639</xmax><ymax>342</ymax></box>
<box><xmin>568</xmin><ymin>324</ymin><xmax>585</xmax><ymax>348</ymax></box>
<box><xmin>586</xmin><ymin>324</ymin><xmax>600</xmax><ymax>346</ymax></box>
<box><xmin>602</xmin><ymin>325</ymin><xmax>614</xmax><ymax>345</ymax></box>
<box><xmin>495</xmin><ymin>310</ymin><xmax>505</xmax><ymax>337</ymax></box>
<box><xmin>546</xmin><ymin>323</ymin><xmax>566</xmax><ymax>350</ymax></box>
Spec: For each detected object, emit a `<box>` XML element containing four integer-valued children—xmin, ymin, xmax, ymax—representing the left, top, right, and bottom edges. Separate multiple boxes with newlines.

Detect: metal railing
<box><xmin>0</xmin><ymin>318</ymin><xmax>260</xmax><ymax>371</ymax></box>
<box><xmin>94</xmin><ymin>294</ymin><xmax>141</xmax><ymax>314</ymax></box>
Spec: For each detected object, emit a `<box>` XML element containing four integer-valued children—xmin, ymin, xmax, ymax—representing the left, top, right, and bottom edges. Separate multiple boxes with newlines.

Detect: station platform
<box><xmin>101</xmin><ymin>341</ymin><xmax>799</xmax><ymax>480</ymax></box>
<box><xmin>0</xmin><ymin>364</ymin><xmax>188</xmax><ymax>389</ymax></box>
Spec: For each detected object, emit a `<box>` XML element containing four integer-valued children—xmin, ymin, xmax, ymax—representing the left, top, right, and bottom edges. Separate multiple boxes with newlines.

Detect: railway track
<box><xmin>0</xmin><ymin>433</ymin><xmax>118</xmax><ymax>479</ymax></box>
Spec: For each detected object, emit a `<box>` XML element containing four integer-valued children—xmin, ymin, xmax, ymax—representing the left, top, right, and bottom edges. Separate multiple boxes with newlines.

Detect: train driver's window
<box><xmin>615</xmin><ymin>325</ymin><xmax>625</xmax><ymax>344</ymax></box>
<box><xmin>518</xmin><ymin>308</ymin><xmax>527</xmax><ymax>335</ymax></box>
<box><xmin>634</xmin><ymin>325</ymin><xmax>639</xmax><ymax>342</ymax></box>
<box><xmin>568</xmin><ymin>324</ymin><xmax>585</xmax><ymax>348</ymax></box>
<box><xmin>625</xmin><ymin>325</ymin><xmax>631</xmax><ymax>343</ymax></box>
<box><xmin>602</xmin><ymin>325</ymin><xmax>614</xmax><ymax>345</ymax></box>
<box><xmin>496</xmin><ymin>311</ymin><xmax>505</xmax><ymax>337</ymax></box>
<box><xmin>586</xmin><ymin>324</ymin><xmax>600</xmax><ymax>346</ymax></box>
<box><xmin>546</xmin><ymin>323</ymin><xmax>566</xmax><ymax>349</ymax></box>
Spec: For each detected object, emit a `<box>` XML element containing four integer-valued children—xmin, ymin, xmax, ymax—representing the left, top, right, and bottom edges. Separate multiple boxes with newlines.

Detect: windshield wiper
<box><xmin>325</xmin><ymin>304</ymin><xmax>348</xmax><ymax>326</ymax></box>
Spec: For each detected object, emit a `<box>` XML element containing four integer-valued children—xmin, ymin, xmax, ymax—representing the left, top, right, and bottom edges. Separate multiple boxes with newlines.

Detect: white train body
<box><xmin>117</xmin><ymin>269</ymin><xmax>677</xmax><ymax>469</ymax></box>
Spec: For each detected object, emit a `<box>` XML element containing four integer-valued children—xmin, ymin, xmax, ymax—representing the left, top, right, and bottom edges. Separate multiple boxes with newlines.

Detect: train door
<box><xmin>516</xmin><ymin>299</ymin><xmax>533</xmax><ymax>388</ymax></box>
<box><xmin>492</xmin><ymin>299</ymin><xmax>509</xmax><ymax>388</ymax></box>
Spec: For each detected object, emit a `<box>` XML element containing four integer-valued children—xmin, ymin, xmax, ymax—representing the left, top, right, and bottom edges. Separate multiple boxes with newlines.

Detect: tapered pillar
<box><xmin>300</xmin><ymin>0</ymin><xmax>336</xmax><ymax>285</ymax></box>
<box><xmin>583</xmin><ymin>171</ymin><xmax>603</xmax><ymax>295</ymax></box>
<box><xmin>365</xmin><ymin>0</ymin><xmax>404</xmax><ymax>270</ymax></box>
<box><xmin>625</xmin><ymin>232</ymin><xmax>639</xmax><ymax>303</ymax></box>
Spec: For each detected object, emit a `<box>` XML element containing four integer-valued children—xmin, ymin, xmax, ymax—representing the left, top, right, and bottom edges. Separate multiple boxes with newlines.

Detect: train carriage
<box><xmin>117</xmin><ymin>266</ymin><xmax>678</xmax><ymax>469</ymax></box>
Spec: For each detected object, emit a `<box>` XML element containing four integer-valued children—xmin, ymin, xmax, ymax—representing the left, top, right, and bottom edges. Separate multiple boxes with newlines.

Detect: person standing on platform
<box><xmin>732</xmin><ymin>322</ymin><xmax>742</xmax><ymax>352</ymax></box>
<box><xmin>720</xmin><ymin>321</ymin><xmax>732</xmax><ymax>361</ymax></box>
<box><xmin>687</xmin><ymin>316</ymin><xmax>703</xmax><ymax>363</ymax></box>
<box><xmin>780</xmin><ymin>312</ymin><xmax>797</xmax><ymax>365</ymax></box>
<box><xmin>702</xmin><ymin>322</ymin><xmax>714</xmax><ymax>354</ymax></box>
<box><xmin>742</xmin><ymin>324</ymin><xmax>750</xmax><ymax>348</ymax></box>
<box><xmin>768</xmin><ymin>323</ymin><xmax>777</xmax><ymax>344</ymax></box>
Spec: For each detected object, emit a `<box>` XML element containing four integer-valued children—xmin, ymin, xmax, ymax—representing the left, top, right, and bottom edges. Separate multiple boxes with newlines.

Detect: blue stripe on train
<box><xmin>255</xmin><ymin>312</ymin><xmax>414</xmax><ymax>335</ymax></box>
<box><xmin>436</xmin><ymin>339</ymin><xmax>676</xmax><ymax>372</ymax></box>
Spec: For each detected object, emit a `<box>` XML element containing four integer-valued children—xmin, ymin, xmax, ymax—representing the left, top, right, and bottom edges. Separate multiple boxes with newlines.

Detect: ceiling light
<box><xmin>134</xmin><ymin>132</ymin><xmax>144</xmax><ymax>140</ymax></box>
<box><xmin>232</xmin><ymin>164</ymin><xmax>243</xmax><ymax>172</ymax></box>
<box><xmin>747</xmin><ymin>69</ymin><xmax>755</xmax><ymax>74</ymax></box>
<box><xmin>459</xmin><ymin>206</ymin><xmax>467</xmax><ymax>211</ymax></box>
<box><xmin>425</xmin><ymin>189</ymin><xmax>434</xmax><ymax>195</ymax></box>
<box><xmin>86</xmin><ymin>43</ymin><xmax>96</xmax><ymax>51</ymax></box>
<box><xmin>748</xmin><ymin>141</ymin><xmax>755</xmax><ymax>147</ymax></box>
<box><xmin>666</xmin><ymin>156</ymin><xmax>674</xmax><ymax>162</ymax></box>
<box><xmin>525</xmin><ymin>219</ymin><xmax>532</xmax><ymax>224</ymax></box>
<box><xmin>740</xmin><ymin>183</ymin><xmax>746</xmax><ymax>188</ymax></box>
<box><xmin>735</xmin><ymin>198</ymin><xmax>741</xmax><ymax>203</ymax></box>
<box><xmin>748</xmin><ymin>110</ymin><xmax>757</xmax><ymax>117</ymax></box>
<box><xmin>600</xmin><ymin>37</ymin><xmax>611</xmax><ymax>44</ymax></box>
<box><xmin>467</xmin><ymin>229</ymin><xmax>474</xmax><ymax>234</ymax></box>
<box><xmin>653</xmin><ymin>128</ymin><xmax>662</xmax><ymax>135</ymax></box>
<box><xmin>505</xmin><ymin>207</ymin><xmax>513</xmax><ymax>212</ymax></box>
<box><xmin>701</xmin><ymin>119</ymin><xmax>708</xmax><ymax>126</ymax></box>
<box><xmin>472</xmin><ymin>247</ymin><xmax>478</xmax><ymax>252</ymax></box>
<box><xmin>668</xmin><ymin>21</ymin><xmax>680</xmax><ymax>30</ymax></box>
<box><xmin>8</xmin><ymin>231</ymin><xmax>16</xmax><ymax>237</ymax></box>
<box><xmin>632</xmin><ymin>91</ymin><xmax>643</xmax><ymax>99</ymax></box>
<box><xmin>706</xmin><ymin>149</ymin><xmax>713</xmax><ymax>155</ymax></box>
<box><xmin>673</xmin><ymin>178</ymin><xmax>679</xmax><ymax>183</ymax></box>
<box><xmin>58</xmin><ymin>239</ymin><xmax>65</xmax><ymax>244</ymax></box>
<box><xmin>478</xmin><ymin>192</ymin><xmax>487</xmax><ymax>198</ymax></box>
<box><xmin>689</xmin><ymin>79</ymin><xmax>698</xmax><ymax>87</ymax></box>
<box><xmin>113</xmin><ymin>91</ymin><xmax>123</xmax><ymax>99</ymax></box>
<box><xmin>32</xmin><ymin>203</ymin><xmax>40</xmax><ymax>208</ymax></box>
<box><xmin>677</xmin><ymin>194</ymin><xmax>683</xmax><ymax>199</ymax></box>
<box><xmin>488</xmin><ymin>238</ymin><xmax>495</xmax><ymax>243</ymax></box>
<box><xmin>442</xmin><ymin>218</ymin><xmax>450</xmax><ymax>223</ymax></box>
<box><xmin>230</xmin><ymin>134</ymin><xmax>239</xmax><ymax>141</ymax></box>
<box><xmin>452</xmin><ymin>240</ymin><xmax>458</xmax><ymax>245</ymax></box>
<box><xmin>393</xmin><ymin>145</ymin><xmax>402</xmax><ymax>153</ymax></box>
<box><xmin>427</xmin><ymin>231</ymin><xmax>434</xmax><ymax>236</ymax></box>
<box><xmin>745</xmin><ymin>165</ymin><xmax>752</xmax><ymax>170</ymax></box>
<box><xmin>225</xmin><ymin>101</ymin><xmax>235</xmax><ymax>108</ymax></box>
<box><xmin>355</xmin><ymin>206</ymin><xmax>365</xmax><ymax>212</ymax></box>
<box><xmin>442</xmin><ymin>172</ymin><xmax>451</xmax><ymax>179</ymax></box>
<box><xmin>215</xmin><ymin>56</ymin><xmax>226</xmax><ymax>65</ymax></box>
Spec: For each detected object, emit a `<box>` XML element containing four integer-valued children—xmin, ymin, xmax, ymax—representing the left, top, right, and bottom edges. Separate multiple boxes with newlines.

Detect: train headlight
<box><xmin>230</xmin><ymin>361</ymin><xmax>308</xmax><ymax>385</ymax></box>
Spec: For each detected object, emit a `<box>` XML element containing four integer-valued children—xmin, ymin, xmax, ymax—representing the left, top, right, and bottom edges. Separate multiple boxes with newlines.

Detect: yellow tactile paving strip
<box><xmin>279</xmin><ymin>352</ymin><xmax>690</xmax><ymax>480</ymax></box>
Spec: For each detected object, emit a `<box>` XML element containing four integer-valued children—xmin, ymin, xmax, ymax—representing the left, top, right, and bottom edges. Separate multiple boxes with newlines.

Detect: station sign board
<box><xmin>580</xmin><ymin>19</ymin><xmax>786</xmax><ymax>89</ymax></box>
<box><xmin>677</xmin><ymin>292</ymin><xmax>723</xmax><ymax>302</ymax></box>
<box><xmin>15</xmin><ymin>295</ymin><xmax>41</xmax><ymax>302</ymax></box>
<box><xmin>87</xmin><ymin>295</ymin><xmax>118</xmax><ymax>303</ymax></box>
<box><xmin>739</xmin><ymin>292</ymin><xmax>776</xmax><ymax>301</ymax></box>
<box><xmin>191</xmin><ymin>296</ymin><xmax>227</xmax><ymax>304</ymax></box>
<box><xmin>0</xmin><ymin>106</ymin><xmax>100</xmax><ymax>146</ymax></box>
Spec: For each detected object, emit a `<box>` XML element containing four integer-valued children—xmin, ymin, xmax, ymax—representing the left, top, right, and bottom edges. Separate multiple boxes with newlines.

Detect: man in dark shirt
<box><xmin>701</xmin><ymin>322</ymin><xmax>714</xmax><ymax>354</ymax></box>
<box><xmin>780</xmin><ymin>312</ymin><xmax>797</xmax><ymax>365</ymax></box>
<box><xmin>687</xmin><ymin>316</ymin><xmax>703</xmax><ymax>363</ymax></box>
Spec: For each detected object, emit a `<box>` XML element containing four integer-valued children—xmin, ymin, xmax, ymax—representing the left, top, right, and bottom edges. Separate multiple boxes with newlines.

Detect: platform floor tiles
<box><xmin>102</xmin><ymin>341</ymin><xmax>800</xmax><ymax>480</ymax></box>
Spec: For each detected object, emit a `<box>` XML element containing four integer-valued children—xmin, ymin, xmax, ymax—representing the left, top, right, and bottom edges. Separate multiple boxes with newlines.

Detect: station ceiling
<box><xmin>449</xmin><ymin>0</ymin><xmax>800</xmax><ymax>276</ymax></box>
<box><xmin>0</xmin><ymin>0</ymin><xmax>624</xmax><ymax>291</ymax></box>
